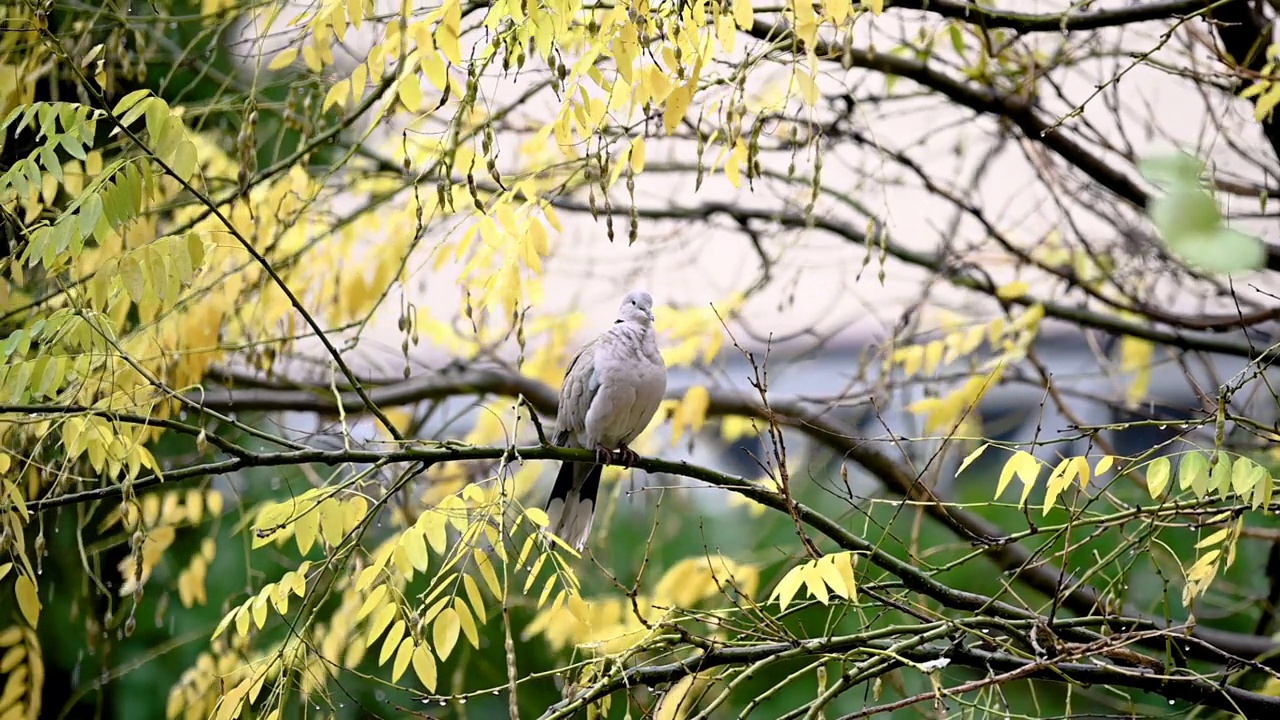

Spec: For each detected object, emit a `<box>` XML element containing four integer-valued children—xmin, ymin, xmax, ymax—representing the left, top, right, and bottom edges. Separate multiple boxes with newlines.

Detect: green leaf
<box><xmin>112</xmin><ymin>89</ymin><xmax>152</xmax><ymax>117</ymax></box>
<box><xmin>1149</xmin><ymin>190</ymin><xmax>1219</xmax><ymax>242</ymax></box>
<box><xmin>172</xmin><ymin>140</ymin><xmax>198</xmax><ymax>182</ymax></box>
<box><xmin>119</xmin><ymin>254</ymin><xmax>146</xmax><ymax>303</ymax></box>
<box><xmin>79</xmin><ymin>193</ymin><xmax>102</xmax><ymax>240</ymax></box>
<box><xmin>40</xmin><ymin>145</ymin><xmax>63</xmax><ymax>183</ymax></box>
<box><xmin>1139</xmin><ymin>152</ymin><xmax>1202</xmax><ymax>191</ymax></box>
<box><xmin>187</xmin><ymin>233</ymin><xmax>206</xmax><ymax>271</ymax></box>
<box><xmin>1167</xmin><ymin>228</ymin><xmax>1265</xmax><ymax>273</ymax></box>
<box><xmin>1232</xmin><ymin>458</ymin><xmax>1260</xmax><ymax>497</ymax></box>
<box><xmin>1178</xmin><ymin>452</ymin><xmax>1206</xmax><ymax>491</ymax></box>
<box><xmin>117</xmin><ymin>96</ymin><xmax>153</xmax><ymax>132</ymax></box>
<box><xmin>59</xmin><ymin>132</ymin><xmax>87</xmax><ymax>161</ymax></box>
<box><xmin>1210</xmin><ymin>453</ymin><xmax>1233</xmax><ymax>496</ymax></box>
<box><xmin>145</xmin><ymin>99</ymin><xmax>168</xmax><ymax>143</ymax></box>
<box><xmin>1141</xmin><ymin>151</ymin><xmax>1266</xmax><ymax>273</ymax></box>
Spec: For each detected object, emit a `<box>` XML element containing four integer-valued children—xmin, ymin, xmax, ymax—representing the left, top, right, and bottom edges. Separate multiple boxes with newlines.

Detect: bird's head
<box><xmin>617</xmin><ymin>290</ymin><xmax>656</xmax><ymax>325</ymax></box>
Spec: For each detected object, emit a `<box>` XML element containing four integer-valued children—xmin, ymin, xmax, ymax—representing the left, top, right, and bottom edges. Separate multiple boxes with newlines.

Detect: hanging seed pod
<box><xmin>627</xmin><ymin>170</ymin><xmax>638</xmax><ymax>245</ymax></box>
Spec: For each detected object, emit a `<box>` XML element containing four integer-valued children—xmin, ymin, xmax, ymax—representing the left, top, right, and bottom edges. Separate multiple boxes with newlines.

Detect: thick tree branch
<box><xmin>539</xmin><ymin>198</ymin><xmax>1278</xmax><ymax>362</ymax></box>
<box><xmin>747</xmin><ymin>11</ymin><xmax>1280</xmax><ymax>273</ymax></box>
<box><xmin>747</xmin><ymin>19</ymin><xmax>1149</xmax><ymax>207</ymax></box>
<box><xmin>1213</xmin><ymin>1</ymin><xmax>1280</xmax><ymax>157</ymax></box>
<box><xmin>544</xmin><ymin>633</ymin><xmax>1280</xmax><ymax>719</ymax></box>
<box><xmin>12</xmin><ymin>438</ymin><xmax>1201</xmax><ymax>669</ymax></box>
<box><xmin>180</xmin><ymin>366</ymin><xmax>1280</xmax><ymax>665</ymax></box>
<box><xmin>895</xmin><ymin>0</ymin><xmax>1219</xmax><ymax>34</ymax></box>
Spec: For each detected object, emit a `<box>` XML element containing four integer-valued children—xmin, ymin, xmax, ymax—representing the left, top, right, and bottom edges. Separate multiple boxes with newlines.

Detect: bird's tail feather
<box><xmin>544</xmin><ymin>461</ymin><xmax>603</xmax><ymax>551</ymax></box>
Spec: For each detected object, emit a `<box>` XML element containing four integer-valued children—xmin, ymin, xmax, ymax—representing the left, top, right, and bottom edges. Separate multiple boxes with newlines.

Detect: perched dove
<box><xmin>544</xmin><ymin>291</ymin><xmax>667</xmax><ymax>551</ymax></box>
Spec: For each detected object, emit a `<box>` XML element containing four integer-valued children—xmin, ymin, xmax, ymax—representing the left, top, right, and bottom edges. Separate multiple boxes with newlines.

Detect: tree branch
<box><xmin>544</xmin><ymin>632</ymin><xmax>1279</xmax><ymax>719</ymax></box>
<box><xmin>175</xmin><ymin>366</ymin><xmax>1280</xmax><ymax>666</ymax></box>
<box><xmin>747</xmin><ymin>10</ymin><xmax>1280</xmax><ymax>272</ymax></box>
<box><xmin>894</xmin><ymin>0</ymin><xmax>1219</xmax><ymax>34</ymax></box>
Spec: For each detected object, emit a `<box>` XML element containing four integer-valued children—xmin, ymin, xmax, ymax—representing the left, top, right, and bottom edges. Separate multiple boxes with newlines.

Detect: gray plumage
<box><xmin>544</xmin><ymin>291</ymin><xmax>667</xmax><ymax>551</ymax></box>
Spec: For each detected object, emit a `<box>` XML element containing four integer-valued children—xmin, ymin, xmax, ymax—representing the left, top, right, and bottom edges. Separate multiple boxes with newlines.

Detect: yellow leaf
<box><xmin>769</xmin><ymin>565</ymin><xmax>806</xmax><ymax>612</ymax></box>
<box><xmin>295</xmin><ymin>506</ymin><xmax>319</xmax><ymax>555</ymax></box>
<box><xmin>663</xmin><ymin>83</ymin><xmax>695</xmax><ymax>135</ymax></box>
<box><xmin>1119</xmin><ymin>336</ymin><xmax>1153</xmax><ymax>405</ymax></box>
<box><xmin>1146</xmin><ymin>456</ymin><xmax>1171</xmax><ymax>499</ymax></box>
<box><xmin>14</xmin><ymin>574</ymin><xmax>39</xmax><ymax>627</ymax></box>
<box><xmin>302</xmin><ymin>43</ymin><xmax>322</xmax><ymax>72</ymax></box>
<box><xmin>724</xmin><ymin>138</ymin><xmax>747</xmax><ymax>188</ymax></box>
<box><xmin>251</xmin><ymin>593</ymin><xmax>268</xmax><ymax>629</ymax></box>
<box><xmin>922</xmin><ymin>340</ymin><xmax>944</xmax><ymax>376</ymax></box>
<box><xmin>319</xmin><ymin>498</ymin><xmax>345</xmax><ymax>548</ymax></box>
<box><xmin>1094</xmin><ymin>455</ymin><xmax>1114</xmax><ymax>476</ymax></box>
<box><xmin>815</xmin><ymin>555</ymin><xmax>849</xmax><ymax>599</ymax></box>
<box><xmin>268</xmin><ymin>48</ymin><xmax>298</xmax><ymax>70</ymax></box>
<box><xmin>421</xmin><ymin>51</ymin><xmax>448</xmax><ymax>90</ymax></box>
<box><xmin>801</xmin><ymin>563</ymin><xmax>829</xmax><ymax>605</ymax></box>
<box><xmin>1196</xmin><ymin>527</ymin><xmax>1231</xmax><ymax>549</ymax></box>
<box><xmin>462</xmin><ymin>574</ymin><xmax>488</xmax><ymax>624</ymax></box>
<box><xmin>524</xmin><ymin>507</ymin><xmax>549</xmax><ymax>528</ymax></box>
<box><xmin>794</xmin><ymin>66</ymin><xmax>819</xmax><ymax>106</ymax></box>
<box><xmin>630</xmin><ymin>136</ymin><xmax>647</xmax><ymax>173</ymax></box>
<box><xmin>833</xmin><ymin>552</ymin><xmax>858</xmax><ymax>601</ymax></box>
<box><xmin>474</xmin><ymin>550</ymin><xmax>502</xmax><ymax>597</ymax></box>
<box><xmin>437</xmin><ymin>0</ymin><xmax>462</xmax><ymax>64</ymax></box>
<box><xmin>417</xmin><ymin>512</ymin><xmax>448</xmax><ymax>553</ymax></box>
<box><xmin>392</xmin><ymin>637</ymin><xmax>414</xmax><ymax>681</ymax></box>
<box><xmin>1068</xmin><ymin>456</ymin><xmax>1091</xmax><ymax>490</ymax></box>
<box><xmin>655</xmin><ymin>674</ymin><xmax>698</xmax><ymax>720</ymax></box>
<box><xmin>433</xmin><ymin>607</ymin><xmax>461</xmax><ymax>659</ymax></box>
<box><xmin>1041</xmin><ymin>458</ymin><xmax>1072</xmax><ymax>516</ymax></box>
<box><xmin>894</xmin><ymin>345</ymin><xmax>924</xmax><ymax>378</ymax></box>
<box><xmin>1211</xmin><ymin>453</ymin><xmax>1233</xmax><ymax>496</ymax></box>
<box><xmin>398</xmin><ymin>77</ymin><xmax>423</xmax><ymax>112</ymax></box>
<box><xmin>716</xmin><ymin>12</ymin><xmax>737</xmax><ymax>53</ymax></box>
<box><xmin>1257</xmin><ymin>84</ymin><xmax>1280</xmax><ymax>121</ymax></box>
<box><xmin>957</xmin><ymin>443</ymin><xmax>989</xmax><ymax>476</ymax></box>
<box><xmin>322</xmin><ymin>80</ymin><xmax>351</xmax><ymax>112</ymax></box>
<box><xmin>995</xmin><ymin>280</ymin><xmax>1030</xmax><ymax>301</ymax></box>
<box><xmin>379</xmin><ymin>620</ymin><xmax>406</xmax><ymax>665</ymax></box>
<box><xmin>995</xmin><ymin>450</ymin><xmax>1038</xmax><ymax>501</ymax></box>
<box><xmin>823</xmin><ymin>0</ymin><xmax>850</xmax><ymax>24</ymax></box>
<box><xmin>357</xmin><ymin>584</ymin><xmax>388</xmax><ymax>621</ymax></box>
<box><xmin>412</xmin><ymin>644</ymin><xmax>438</xmax><ymax>690</ymax></box>
<box><xmin>454</xmin><ymin>598</ymin><xmax>480</xmax><ymax>648</ymax></box>
<box><xmin>863</xmin><ymin>0</ymin><xmax>884</xmax><ymax>14</ymax></box>
<box><xmin>399</xmin><ymin>528</ymin><xmax>430</xmax><ymax>573</ymax></box>
<box><xmin>733</xmin><ymin>0</ymin><xmax>753</xmax><ymax>27</ymax></box>
<box><xmin>366</xmin><ymin>603</ymin><xmax>397</xmax><ymax>647</ymax></box>
<box><xmin>1187</xmin><ymin>549</ymin><xmax>1221</xmax><ymax>582</ymax></box>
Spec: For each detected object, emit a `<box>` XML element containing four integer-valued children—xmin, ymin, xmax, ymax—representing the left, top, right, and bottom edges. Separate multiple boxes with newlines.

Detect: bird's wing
<box><xmin>554</xmin><ymin>335</ymin><xmax>600</xmax><ymax>446</ymax></box>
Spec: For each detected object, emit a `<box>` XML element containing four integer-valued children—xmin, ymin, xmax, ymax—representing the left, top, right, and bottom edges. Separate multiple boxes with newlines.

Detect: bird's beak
<box><xmin>647</xmin><ymin>311</ymin><xmax>655</xmax><ymax>322</ymax></box>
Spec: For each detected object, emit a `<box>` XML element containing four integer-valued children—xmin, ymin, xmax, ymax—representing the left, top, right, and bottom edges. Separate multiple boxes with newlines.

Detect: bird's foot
<box><xmin>617</xmin><ymin>444</ymin><xmax>640</xmax><ymax>466</ymax></box>
<box><xmin>594</xmin><ymin>444</ymin><xmax>616</xmax><ymax>465</ymax></box>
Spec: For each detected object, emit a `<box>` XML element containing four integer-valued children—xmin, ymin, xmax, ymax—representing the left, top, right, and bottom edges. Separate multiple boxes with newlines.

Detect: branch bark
<box><xmin>183</xmin><ymin>365</ymin><xmax>1280</xmax><ymax>666</ymax></box>
<box><xmin>544</xmin><ymin>631</ymin><xmax>1280</xmax><ymax>719</ymax></box>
